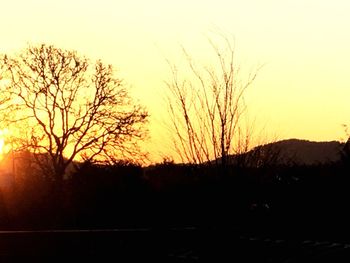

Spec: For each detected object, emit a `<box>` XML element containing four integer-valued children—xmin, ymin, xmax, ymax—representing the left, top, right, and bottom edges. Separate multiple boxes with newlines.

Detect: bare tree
<box><xmin>341</xmin><ymin>125</ymin><xmax>350</xmax><ymax>167</ymax></box>
<box><xmin>166</xmin><ymin>35</ymin><xmax>259</xmax><ymax>170</ymax></box>
<box><xmin>0</xmin><ymin>44</ymin><xmax>148</xmax><ymax>182</ymax></box>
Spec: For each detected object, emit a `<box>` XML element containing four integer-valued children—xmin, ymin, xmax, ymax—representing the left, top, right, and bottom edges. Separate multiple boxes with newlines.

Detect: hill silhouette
<box><xmin>230</xmin><ymin>139</ymin><xmax>344</xmax><ymax>166</ymax></box>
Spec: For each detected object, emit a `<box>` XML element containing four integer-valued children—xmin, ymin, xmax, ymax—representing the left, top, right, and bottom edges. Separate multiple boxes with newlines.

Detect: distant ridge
<box><xmin>226</xmin><ymin>139</ymin><xmax>345</xmax><ymax>167</ymax></box>
<box><xmin>248</xmin><ymin>139</ymin><xmax>344</xmax><ymax>166</ymax></box>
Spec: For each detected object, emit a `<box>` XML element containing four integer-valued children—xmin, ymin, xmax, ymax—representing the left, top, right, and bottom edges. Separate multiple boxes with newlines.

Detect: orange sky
<box><xmin>1</xmin><ymin>0</ymin><xmax>350</xmax><ymax>162</ymax></box>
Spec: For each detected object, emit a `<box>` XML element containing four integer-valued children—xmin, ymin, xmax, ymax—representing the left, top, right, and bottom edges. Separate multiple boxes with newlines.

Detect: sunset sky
<box><xmin>1</xmin><ymin>0</ymin><xmax>350</xmax><ymax>162</ymax></box>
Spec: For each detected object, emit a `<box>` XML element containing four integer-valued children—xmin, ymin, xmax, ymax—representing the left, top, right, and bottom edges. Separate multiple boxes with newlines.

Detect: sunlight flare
<box><xmin>0</xmin><ymin>129</ymin><xmax>9</xmax><ymax>158</ymax></box>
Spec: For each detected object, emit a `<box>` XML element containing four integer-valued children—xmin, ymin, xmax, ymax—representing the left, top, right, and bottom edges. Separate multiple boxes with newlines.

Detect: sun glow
<box><xmin>0</xmin><ymin>129</ymin><xmax>9</xmax><ymax>159</ymax></box>
<box><xmin>0</xmin><ymin>139</ymin><xmax>4</xmax><ymax>154</ymax></box>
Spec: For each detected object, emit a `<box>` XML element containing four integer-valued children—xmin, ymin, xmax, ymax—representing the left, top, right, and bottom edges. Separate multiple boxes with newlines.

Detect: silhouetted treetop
<box><xmin>0</xmin><ymin>44</ymin><xmax>148</xmax><ymax>180</ymax></box>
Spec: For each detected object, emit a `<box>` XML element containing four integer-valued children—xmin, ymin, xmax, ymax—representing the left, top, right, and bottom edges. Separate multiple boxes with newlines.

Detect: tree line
<box><xmin>0</xmin><ymin>38</ymin><xmax>350</xmax><ymax>236</ymax></box>
<box><xmin>0</xmin><ymin>35</ymin><xmax>263</xmax><ymax>180</ymax></box>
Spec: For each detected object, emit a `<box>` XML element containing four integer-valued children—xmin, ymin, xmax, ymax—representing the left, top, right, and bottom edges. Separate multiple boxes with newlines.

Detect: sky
<box><xmin>1</xmin><ymin>0</ymin><xmax>350</xmax><ymax>162</ymax></box>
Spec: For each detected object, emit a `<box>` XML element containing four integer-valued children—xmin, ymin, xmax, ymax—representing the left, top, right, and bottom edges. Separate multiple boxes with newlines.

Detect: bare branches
<box><xmin>0</xmin><ymin>44</ymin><xmax>148</xmax><ymax>180</ymax></box>
<box><xmin>166</xmin><ymin>35</ymin><xmax>259</xmax><ymax>168</ymax></box>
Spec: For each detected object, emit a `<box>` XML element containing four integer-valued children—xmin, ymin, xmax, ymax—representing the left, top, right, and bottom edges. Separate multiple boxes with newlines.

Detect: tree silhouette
<box><xmin>166</xmin><ymin>35</ymin><xmax>259</xmax><ymax>170</ymax></box>
<box><xmin>0</xmin><ymin>44</ymin><xmax>148</xmax><ymax>182</ymax></box>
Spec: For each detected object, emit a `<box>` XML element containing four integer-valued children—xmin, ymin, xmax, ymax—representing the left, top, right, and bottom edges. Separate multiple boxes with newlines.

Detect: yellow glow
<box><xmin>0</xmin><ymin>139</ymin><xmax>4</xmax><ymax>155</ymax></box>
<box><xmin>0</xmin><ymin>129</ymin><xmax>9</xmax><ymax>159</ymax></box>
<box><xmin>1</xmin><ymin>1</ymin><xmax>350</xmax><ymax>162</ymax></box>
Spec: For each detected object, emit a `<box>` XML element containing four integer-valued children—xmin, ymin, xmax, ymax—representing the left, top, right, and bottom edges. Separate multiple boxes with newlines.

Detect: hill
<box><xmin>232</xmin><ymin>139</ymin><xmax>344</xmax><ymax>166</ymax></box>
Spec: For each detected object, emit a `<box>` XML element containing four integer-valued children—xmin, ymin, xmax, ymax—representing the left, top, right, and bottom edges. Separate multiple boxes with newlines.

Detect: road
<box><xmin>1</xmin><ymin>228</ymin><xmax>350</xmax><ymax>262</ymax></box>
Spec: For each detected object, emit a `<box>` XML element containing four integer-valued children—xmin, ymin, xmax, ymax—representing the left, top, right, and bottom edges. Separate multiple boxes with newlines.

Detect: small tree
<box><xmin>0</xmin><ymin>44</ymin><xmax>148</xmax><ymax>182</ymax></box>
<box><xmin>341</xmin><ymin>125</ymin><xmax>350</xmax><ymax>168</ymax></box>
<box><xmin>166</xmin><ymin>35</ymin><xmax>259</xmax><ymax>171</ymax></box>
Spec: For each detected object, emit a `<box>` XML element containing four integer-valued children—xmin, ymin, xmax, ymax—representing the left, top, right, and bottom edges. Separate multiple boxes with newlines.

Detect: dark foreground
<box><xmin>2</xmin><ymin>228</ymin><xmax>350</xmax><ymax>262</ymax></box>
